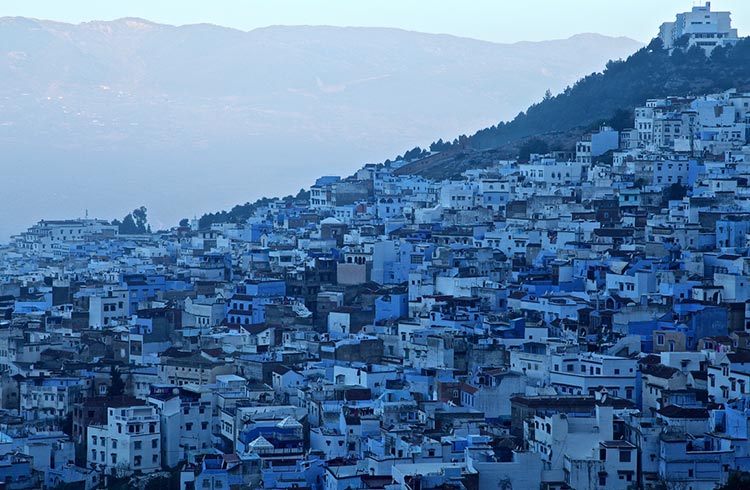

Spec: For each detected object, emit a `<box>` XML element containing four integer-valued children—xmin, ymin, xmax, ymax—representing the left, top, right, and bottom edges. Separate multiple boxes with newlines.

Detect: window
<box><xmin>112</xmin><ymin>440</ymin><xmax>117</xmax><ymax>449</ymax></box>
<box><xmin>152</xmin><ymin>439</ymin><xmax>159</xmax><ymax>449</ymax></box>
<box><xmin>619</xmin><ymin>450</ymin><xmax>631</xmax><ymax>463</ymax></box>
<box><xmin>134</xmin><ymin>441</ymin><xmax>142</xmax><ymax>450</ymax></box>
<box><xmin>134</xmin><ymin>455</ymin><xmax>142</xmax><ymax>467</ymax></box>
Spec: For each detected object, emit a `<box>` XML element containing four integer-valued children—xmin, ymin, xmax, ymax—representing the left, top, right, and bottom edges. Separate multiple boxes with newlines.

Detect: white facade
<box><xmin>659</xmin><ymin>2</ymin><xmax>739</xmax><ymax>53</ymax></box>
<box><xmin>88</xmin><ymin>286</ymin><xmax>129</xmax><ymax>329</ymax></box>
<box><xmin>528</xmin><ymin>405</ymin><xmax>637</xmax><ymax>489</ymax></box>
<box><xmin>20</xmin><ymin>377</ymin><xmax>86</xmax><ymax>421</ymax></box>
<box><xmin>13</xmin><ymin>219</ymin><xmax>118</xmax><ymax>256</ymax></box>
<box><xmin>550</xmin><ymin>353</ymin><xmax>638</xmax><ymax>402</ymax></box>
<box><xmin>519</xmin><ymin>157</ymin><xmax>583</xmax><ymax>186</ymax></box>
<box><xmin>439</xmin><ymin>183</ymin><xmax>476</xmax><ymax>210</ymax></box>
<box><xmin>86</xmin><ymin>405</ymin><xmax>161</xmax><ymax>477</ymax></box>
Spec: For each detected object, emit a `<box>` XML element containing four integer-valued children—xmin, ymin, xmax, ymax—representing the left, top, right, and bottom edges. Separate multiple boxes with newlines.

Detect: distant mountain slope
<box><xmin>0</xmin><ymin>18</ymin><xmax>643</xmax><ymax>153</ymax></box>
<box><xmin>0</xmin><ymin>16</ymin><xmax>641</xmax><ymax>239</ymax></box>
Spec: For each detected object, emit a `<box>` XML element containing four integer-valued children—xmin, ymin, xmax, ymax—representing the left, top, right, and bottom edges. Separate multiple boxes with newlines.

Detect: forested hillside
<box><xmin>469</xmin><ymin>38</ymin><xmax>750</xmax><ymax>150</ymax></box>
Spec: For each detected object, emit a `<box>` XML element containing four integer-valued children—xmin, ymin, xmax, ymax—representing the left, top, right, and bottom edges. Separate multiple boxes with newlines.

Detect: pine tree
<box><xmin>109</xmin><ymin>365</ymin><xmax>125</xmax><ymax>397</ymax></box>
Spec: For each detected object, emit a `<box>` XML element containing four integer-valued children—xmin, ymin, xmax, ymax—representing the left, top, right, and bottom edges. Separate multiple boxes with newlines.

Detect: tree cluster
<box><xmin>518</xmin><ymin>138</ymin><xmax>550</xmax><ymax>161</ymax></box>
<box><xmin>198</xmin><ymin>189</ymin><xmax>309</xmax><ymax>229</ymax></box>
<box><xmin>112</xmin><ymin>206</ymin><xmax>150</xmax><ymax>234</ymax></box>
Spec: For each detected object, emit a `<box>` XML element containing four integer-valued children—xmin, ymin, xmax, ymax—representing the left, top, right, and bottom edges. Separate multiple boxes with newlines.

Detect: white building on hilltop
<box><xmin>659</xmin><ymin>2</ymin><xmax>739</xmax><ymax>53</ymax></box>
<box><xmin>12</xmin><ymin>219</ymin><xmax>118</xmax><ymax>257</ymax></box>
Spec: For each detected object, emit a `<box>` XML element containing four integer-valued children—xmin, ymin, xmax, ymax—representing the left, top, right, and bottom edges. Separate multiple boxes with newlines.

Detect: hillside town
<box><xmin>2</xmin><ymin>4</ymin><xmax>750</xmax><ymax>490</ymax></box>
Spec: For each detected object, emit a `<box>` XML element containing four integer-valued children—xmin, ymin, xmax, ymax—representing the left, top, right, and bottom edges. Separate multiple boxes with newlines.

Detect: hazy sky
<box><xmin>3</xmin><ymin>0</ymin><xmax>749</xmax><ymax>43</ymax></box>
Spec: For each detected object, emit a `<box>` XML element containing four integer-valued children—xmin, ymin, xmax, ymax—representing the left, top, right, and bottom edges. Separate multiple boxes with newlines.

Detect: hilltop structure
<box><xmin>659</xmin><ymin>1</ymin><xmax>739</xmax><ymax>52</ymax></box>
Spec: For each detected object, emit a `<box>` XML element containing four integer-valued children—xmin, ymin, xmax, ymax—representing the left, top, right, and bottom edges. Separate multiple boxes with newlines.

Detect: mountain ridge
<box><xmin>0</xmin><ymin>16</ymin><xmax>642</xmax><ymax>239</ymax></box>
<box><xmin>0</xmin><ymin>16</ymin><xmax>641</xmax><ymax>44</ymax></box>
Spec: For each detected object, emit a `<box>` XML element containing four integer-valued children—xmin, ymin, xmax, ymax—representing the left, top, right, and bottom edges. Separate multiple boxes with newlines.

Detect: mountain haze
<box><xmin>0</xmin><ymin>17</ymin><xmax>642</xmax><ymax>238</ymax></box>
